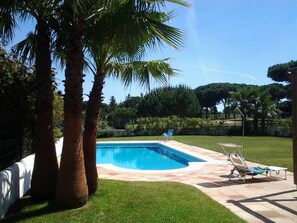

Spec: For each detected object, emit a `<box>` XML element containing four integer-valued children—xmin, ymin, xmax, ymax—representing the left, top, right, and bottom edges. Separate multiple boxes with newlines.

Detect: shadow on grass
<box><xmin>2</xmin><ymin>195</ymin><xmax>62</xmax><ymax>223</ymax></box>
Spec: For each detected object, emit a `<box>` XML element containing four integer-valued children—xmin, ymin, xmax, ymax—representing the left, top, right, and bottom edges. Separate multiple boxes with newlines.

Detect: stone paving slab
<box><xmin>97</xmin><ymin>140</ymin><xmax>297</xmax><ymax>223</ymax></box>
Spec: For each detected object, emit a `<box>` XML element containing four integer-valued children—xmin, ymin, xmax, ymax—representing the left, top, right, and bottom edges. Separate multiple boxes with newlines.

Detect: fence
<box><xmin>0</xmin><ymin>117</ymin><xmax>22</xmax><ymax>171</ymax></box>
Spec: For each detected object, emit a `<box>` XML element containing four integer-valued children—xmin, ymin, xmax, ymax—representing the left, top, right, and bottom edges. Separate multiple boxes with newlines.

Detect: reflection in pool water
<box><xmin>96</xmin><ymin>143</ymin><xmax>205</xmax><ymax>170</ymax></box>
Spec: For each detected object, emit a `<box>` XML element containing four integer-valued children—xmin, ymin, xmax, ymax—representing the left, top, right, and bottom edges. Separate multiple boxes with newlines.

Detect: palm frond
<box><xmin>0</xmin><ymin>12</ymin><xmax>18</xmax><ymax>42</ymax></box>
<box><xmin>108</xmin><ymin>58</ymin><xmax>177</xmax><ymax>91</ymax></box>
<box><xmin>143</xmin><ymin>0</ymin><xmax>191</xmax><ymax>7</ymax></box>
<box><xmin>11</xmin><ymin>32</ymin><xmax>36</xmax><ymax>64</ymax></box>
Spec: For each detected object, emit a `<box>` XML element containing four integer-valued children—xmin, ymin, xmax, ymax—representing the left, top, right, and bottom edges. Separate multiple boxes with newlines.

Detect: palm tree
<box><xmin>230</xmin><ymin>89</ymin><xmax>252</xmax><ymax>132</ymax></box>
<box><xmin>54</xmin><ymin>0</ymin><xmax>89</xmax><ymax>208</ymax></box>
<box><xmin>0</xmin><ymin>0</ymin><xmax>59</xmax><ymax>199</ymax></box>
<box><xmin>253</xmin><ymin>90</ymin><xmax>279</xmax><ymax>135</ymax></box>
<box><xmin>82</xmin><ymin>0</ymin><xmax>186</xmax><ymax>195</ymax></box>
<box><xmin>55</xmin><ymin>0</ymin><xmax>126</xmax><ymax>208</ymax></box>
<box><xmin>84</xmin><ymin>56</ymin><xmax>177</xmax><ymax>194</ymax></box>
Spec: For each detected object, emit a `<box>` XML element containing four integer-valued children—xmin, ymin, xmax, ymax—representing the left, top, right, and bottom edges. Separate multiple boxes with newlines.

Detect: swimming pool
<box><xmin>96</xmin><ymin>142</ymin><xmax>206</xmax><ymax>171</ymax></box>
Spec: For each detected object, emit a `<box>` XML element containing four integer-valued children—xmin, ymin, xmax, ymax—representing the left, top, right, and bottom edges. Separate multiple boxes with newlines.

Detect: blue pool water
<box><xmin>96</xmin><ymin>143</ymin><xmax>205</xmax><ymax>170</ymax></box>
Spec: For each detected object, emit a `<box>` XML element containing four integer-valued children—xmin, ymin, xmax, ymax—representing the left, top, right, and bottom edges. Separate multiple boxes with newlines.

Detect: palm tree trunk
<box><xmin>31</xmin><ymin>18</ymin><xmax>58</xmax><ymax>200</ymax></box>
<box><xmin>55</xmin><ymin>22</ymin><xmax>88</xmax><ymax>208</ymax></box>
<box><xmin>83</xmin><ymin>73</ymin><xmax>105</xmax><ymax>195</ymax></box>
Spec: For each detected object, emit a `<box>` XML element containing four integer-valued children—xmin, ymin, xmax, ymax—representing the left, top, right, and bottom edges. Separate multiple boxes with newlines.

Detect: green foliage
<box><xmin>269</xmin><ymin>118</ymin><xmax>292</xmax><ymax>137</ymax></box>
<box><xmin>3</xmin><ymin>180</ymin><xmax>244</xmax><ymax>223</ymax></box>
<box><xmin>119</xmin><ymin>94</ymin><xmax>142</xmax><ymax>110</ymax></box>
<box><xmin>108</xmin><ymin>96</ymin><xmax>117</xmax><ymax>112</ymax></box>
<box><xmin>194</xmin><ymin>83</ymin><xmax>253</xmax><ymax>108</ymax></box>
<box><xmin>278</xmin><ymin>100</ymin><xmax>291</xmax><ymax>117</ymax></box>
<box><xmin>0</xmin><ymin>48</ymin><xmax>36</xmax><ymax>155</ymax></box>
<box><xmin>260</xmin><ymin>83</ymin><xmax>288</xmax><ymax>101</ymax></box>
<box><xmin>267</xmin><ymin>60</ymin><xmax>297</xmax><ymax>82</ymax></box>
<box><xmin>108</xmin><ymin>107</ymin><xmax>137</xmax><ymax>129</ymax></box>
<box><xmin>0</xmin><ymin>48</ymin><xmax>35</xmax><ymax>121</ymax></box>
<box><xmin>130</xmin><ymin>116</ymin><xmax>227</xmax><ymax>135</ymax></box>
<box><xmin>138</xmin><ymin>85</ymin><xmax>201</xmax><ymax>117</ymax></box>
<box><xmin>53</xmin><ymin>91</ymin><xmax>64</xmax><ymax>141</ymax></box>
<box><xmin>195</xmin><ymin>83</ymin><xmax>235</xmax><ymax>108</ymax></box>
<box><xmin>97</xmin><ymin>120</ymin><xmax>115</xmax><ymax>138</ymax></box>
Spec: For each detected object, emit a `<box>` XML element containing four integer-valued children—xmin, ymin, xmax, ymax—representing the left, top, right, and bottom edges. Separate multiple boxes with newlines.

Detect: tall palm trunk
<box><xmin>83</xmin><ymin>73</ymin><xmax>105</xmax><ymax>195</ymax></box>
<box><xmin>31</xmin><ymin>18</ymin><xmax>58</xmax><ymax>200</ymax></box>
<box><xmin>55</xmin><ymin>22</ymin><xmax>88</xmax><ymax>208</ymax></box>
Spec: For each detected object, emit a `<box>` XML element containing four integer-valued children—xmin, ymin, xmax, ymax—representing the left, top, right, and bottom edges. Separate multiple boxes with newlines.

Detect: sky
<box><xmin>5</xmin><ymin>0</ymin><xmax>297</xmax><ymax>104</ymax></box>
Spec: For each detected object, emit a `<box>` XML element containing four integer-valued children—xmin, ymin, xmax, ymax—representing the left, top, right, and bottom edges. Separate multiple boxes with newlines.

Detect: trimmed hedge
<box><xmin>126</xmin><ymin>117</ymin><xmax>233</xmax><ymax>136</ymax></box>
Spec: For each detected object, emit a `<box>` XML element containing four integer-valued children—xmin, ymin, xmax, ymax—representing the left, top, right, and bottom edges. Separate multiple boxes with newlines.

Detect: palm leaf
<box><xmin>11</xmin><ymin>32</ymin><xmax>36</xmax><ymax>64</ymax></box>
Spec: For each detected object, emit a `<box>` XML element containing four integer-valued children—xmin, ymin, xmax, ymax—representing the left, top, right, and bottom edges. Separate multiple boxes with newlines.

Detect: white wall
<box><xmin>0</xmin><ymin>138</ymin><xmax>63</xmax><ymax>220</ymax></box>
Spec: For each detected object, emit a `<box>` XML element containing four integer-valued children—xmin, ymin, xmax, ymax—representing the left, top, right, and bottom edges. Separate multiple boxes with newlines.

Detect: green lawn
<box><xmin>3</xmin><ymin>180</ymin><xmax>244</xmax><ymax>223</ymax></box>
<box><xmin>98</xmin><ymin>135</ymin><xmax>293</xmax><ymax>171</ymax></box>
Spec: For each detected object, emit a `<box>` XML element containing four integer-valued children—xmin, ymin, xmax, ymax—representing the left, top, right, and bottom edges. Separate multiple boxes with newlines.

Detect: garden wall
<box><xmin>0</xmin><ymin>138</ymin><xmax>63</xmax><ymax>220</ymax></box>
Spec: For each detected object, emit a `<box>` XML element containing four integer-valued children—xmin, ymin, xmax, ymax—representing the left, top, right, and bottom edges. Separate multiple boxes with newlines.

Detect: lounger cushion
<box><xmin>248</xmin><ymin>167</ymin><xmax>266</xmax><ymax>174</ymax></box>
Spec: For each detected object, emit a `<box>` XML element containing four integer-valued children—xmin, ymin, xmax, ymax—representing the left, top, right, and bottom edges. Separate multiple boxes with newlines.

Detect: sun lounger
<box><xmin>218</xmin><ymin>143</ymin><xmax>243</xmax><ymax>158</ymax></box>
<box><xmin>266</xmin><ymin>166</ymin><xmax>288</xmax><ymax>180</ymax></box>
<box><xmin>228</xmin><ymin>153</ymin><xmax>268</xmax><ymax>183</ymax></box>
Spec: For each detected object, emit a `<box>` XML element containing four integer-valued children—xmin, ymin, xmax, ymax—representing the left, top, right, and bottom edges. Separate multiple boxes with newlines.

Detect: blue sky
<box><xmin>104</xmin><ymin>0</ymin><xmax>297</xmax><ymax>103</ymax></box>
<box><xmin>6</xmin><ymin>0</ymin><xmax>297</xmax><ymax>104</ymax></box>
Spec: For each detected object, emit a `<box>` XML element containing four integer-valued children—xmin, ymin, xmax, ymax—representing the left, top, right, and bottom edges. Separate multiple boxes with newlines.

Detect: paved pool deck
<box><xmin>97</xmin><ymin>140</ymin><xmax>297</xmax><ymax>223</ymax></box>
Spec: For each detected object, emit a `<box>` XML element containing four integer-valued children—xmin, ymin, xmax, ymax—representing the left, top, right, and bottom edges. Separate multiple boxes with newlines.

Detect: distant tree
<box><xmin>194</xmin><ymin>83</ymin><xmax>251</xmax><ymax>119</ymax></box>
<box><xmin>120</xmin><ymin>95</ymin><xmax>142</xmax><ymax>111</ymax></box>
<box><xmin>267</xmin><ymin>60</ymin><xmax>297</xmax><ymax>82</ymax></box>
<box><xmin>260</xmin><ymin>83</ymin><xmax>287</xmax><ymax>102</ymax></box>
<box><xmin>138</xmin><ymin>85</ymin><xmax>201</xmax><ymax>117</ymax></box>
<box><xmin>253</xmin><ymin>91</ymin><xmax>279</xmax><ymax>135</ymax></box>
<box><xmin>109</xmin><ymin>96</ymin><xmax>117</xmax><ymax>112</ymax></box>
<box><xmin>194</xmin><ymin>85</ymin><xmax>218</xmax><ymax>110</ymax></box>
<box><xmin>230</xmin><ymin>88</ymin><xmax>254</xmax><ymax>133</ymax></box>
<box><xmin>231</xmin><ymin>87</ymin><xmax>279</xmax><ymax>134</ymax></box>
<box><xmin>99</xmin><ymin>103</ymin><xmax>109</xmax><ymax>121</ymax></box>
<box><xmin>278</xmin><ymin>100</ymin><xmax>291</xmax><ymax>117</ymax></box>
<box><xmin>108</xmin><ymin>107</ymin><xmax>137</xmax><ymax>129</ymax></box>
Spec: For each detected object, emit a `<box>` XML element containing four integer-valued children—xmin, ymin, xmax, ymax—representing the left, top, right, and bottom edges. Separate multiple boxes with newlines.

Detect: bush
<box><xmin>98</xmin><ymin>120</ymin><xmax>115</xmax><ymax>138</ymax></box>
<box><xmin>267</xmin><ymin>118</ymin><xmax>292</xmax><ymax>137</ymax></box>
<box><xmin>127</xmin><ymin>117</ymin><xmax>228</xmax><ymax>136</ymax></box>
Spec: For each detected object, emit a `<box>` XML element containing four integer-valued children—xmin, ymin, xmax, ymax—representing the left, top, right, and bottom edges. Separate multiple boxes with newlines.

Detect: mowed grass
<box><xmin>3</xmin><ymin>180</ymin><xmax>244</xmax><ymax>223</ymax></box>
<box><xmin>98</xmin><ymin>135</ymin><xmax>293</xmax><ymax>171</ymax></box>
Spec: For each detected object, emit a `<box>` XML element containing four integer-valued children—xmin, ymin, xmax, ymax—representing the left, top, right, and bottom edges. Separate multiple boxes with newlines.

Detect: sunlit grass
<box><xmin>3</xmin><ymin>180</ymin><xmax>244</xmax><ymax>223</ymax></box>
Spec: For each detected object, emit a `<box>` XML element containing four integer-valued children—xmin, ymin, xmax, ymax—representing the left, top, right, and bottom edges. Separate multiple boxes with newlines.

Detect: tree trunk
<box><xmin>83</xmin><ymin>73</ymin><xmax>105</xmax><ymax>195</ymax></box>
<box><xmin>55</xmin><ymin>22</ymin><xmax>88</xmax><ymax>208</ymax></box>
<box><xmin>289</xmin><ymin>71</ymin><xmax>297</xmax><ymax>186</ymax></box>
<box><xmin>31</xmin><ymin>18</ymin><xmax>58</xmax><ymax>200</ymax></box>
<box><xmin>253</xmin><ymin>115</ymin><xmax>258</xmax><ymax>135</ymax></box>
<box><xmin>260</xmin><ymin>117</ymin><xmax>266</xmax><ymax>135</ymax></box>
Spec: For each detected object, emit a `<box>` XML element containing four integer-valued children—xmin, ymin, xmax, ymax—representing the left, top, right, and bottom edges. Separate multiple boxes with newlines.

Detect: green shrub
<box><xmin>127</xmin><ymin>117</ymin><xmax>228</xmax><ymax>136</ymax></box>
<box><xmin>98</xmin><ymin>120</ymin><xmax>115</xmax><ymax>138</ymax></box>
